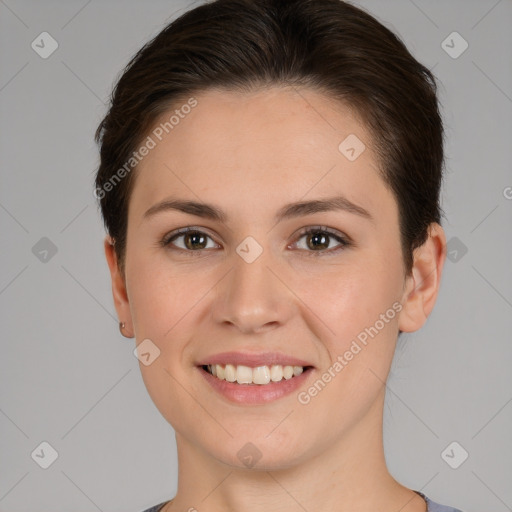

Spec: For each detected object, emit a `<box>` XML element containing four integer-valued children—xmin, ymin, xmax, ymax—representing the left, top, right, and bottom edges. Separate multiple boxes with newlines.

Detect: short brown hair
<box><xmin>94</xmin><ymin>0</ymin><xmax>444</xmax><ymax>276</ymax></box>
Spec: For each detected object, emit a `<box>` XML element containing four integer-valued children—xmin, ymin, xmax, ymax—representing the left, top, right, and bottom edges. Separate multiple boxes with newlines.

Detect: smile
<box><xmin>202</xmin><ymin>363</ymin><xmax>306</xmax><ymax>385</ymax></box>
<box><xmin>198</xmin><ymin>363</ymin><xmax>314</xmax><ymax>404</ymax></box>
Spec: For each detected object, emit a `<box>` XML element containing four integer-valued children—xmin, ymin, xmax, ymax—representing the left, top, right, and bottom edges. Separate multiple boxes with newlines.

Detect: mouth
<box><xmin>197</xmin><ymin>360</ymin><xmax>315</xmax><ymax>404</ymax></box>
<box><xmin>196</xmin><ymin>351</ymin><xmax>315</xmax><ymax>404</ymax></box>
<box><xmin>200</xmin><ymin>363</ymin><xmax>314</xmax><ymax>385</ymax></box>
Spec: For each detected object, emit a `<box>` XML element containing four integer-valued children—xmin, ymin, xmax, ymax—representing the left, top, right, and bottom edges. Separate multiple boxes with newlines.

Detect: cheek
<box><xmin>126</xmin><ymin>250</ymin><xmax>198</xmax><ymax>339</ymax></box>
<box><xmin>299</xmin><ymin>258</ymin><xmax>402</xmax><ymax>346</ymax></box>
<box><xmin>127</xmin><ymin>257</ymin><xmax>203</xmax><ymax>429</ymax></box>
<box><xmin>292</xmin><ymin>264</ymin><xmax>401</xmax><ymax>432</ymax></box>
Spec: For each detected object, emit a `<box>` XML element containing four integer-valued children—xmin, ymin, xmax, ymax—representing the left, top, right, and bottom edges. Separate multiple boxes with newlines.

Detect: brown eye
<box><xmin>293</xmin><ymin>227</ymin><xmax>351</xmax><ymax>255</ymax></box>
<box><xmin>182</xmin><ymin>231</ymin><xmax>208</xmax><ymax>250</ymax></box>
<box><xmin>162</xmin><ymin>228</ymin><xmax>218</xmax><ymax>252</ymax></box>
<box><xmin>305</xmin><ymin>232</ymin><xmax>330</xmax><ymax>250</ymax></box>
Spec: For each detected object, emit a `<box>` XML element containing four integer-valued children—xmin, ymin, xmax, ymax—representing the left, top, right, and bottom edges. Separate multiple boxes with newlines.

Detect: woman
<box><xmin>95</xmin><ymin>0</ymin><xmax>463</xmax><ymax>510</ymax></box>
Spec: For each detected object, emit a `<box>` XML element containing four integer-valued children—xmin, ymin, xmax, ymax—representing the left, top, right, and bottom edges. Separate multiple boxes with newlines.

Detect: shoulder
<box><xmin>421</xmin><ymin>492</ymin><xmax>464</xmax><ymax>512</ymax></box>
<box><xmin>140</xmin><ymin>496</ymin><xmax>465</xmax><ymax>512</ymax></box>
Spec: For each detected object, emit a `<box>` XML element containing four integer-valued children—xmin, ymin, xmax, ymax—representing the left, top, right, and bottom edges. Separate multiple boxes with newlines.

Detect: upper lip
<box><xmin>196</xmin><ymin>351</ymin><xmax>314</xmax><ymax>368</ymax></box>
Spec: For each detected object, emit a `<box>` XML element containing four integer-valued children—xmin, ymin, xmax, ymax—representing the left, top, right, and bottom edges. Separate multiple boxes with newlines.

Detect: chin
<box><xmin>203</xmin><ymin>434</ymin><xmax>313</xmax><ymax>472</ymax></box>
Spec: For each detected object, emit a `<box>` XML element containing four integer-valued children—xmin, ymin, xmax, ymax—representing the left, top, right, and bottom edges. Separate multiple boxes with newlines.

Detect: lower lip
<box><xmin>197</xmin><ymin>366</ymin><xmax>314</xmax><ymax>404</ymax></box>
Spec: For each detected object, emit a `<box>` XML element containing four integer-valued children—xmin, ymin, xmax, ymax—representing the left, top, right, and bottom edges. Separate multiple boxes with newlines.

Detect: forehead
<box><xmin>128</xmin><ymin>86</ymin><xmax>397</xmax><ymax>227</ymax></box>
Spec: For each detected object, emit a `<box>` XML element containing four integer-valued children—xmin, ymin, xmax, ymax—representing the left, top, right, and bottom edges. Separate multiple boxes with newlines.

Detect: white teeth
<box><xmin>283</xmin><ymin>365</ymin><xmax>294</xmax><ymax>379</ymax></box>
<box><xmin>236</xmin><ymin>365</ymin><xmax>253</xmax><ymax>384</ymax></box>
<box><xmin>293</xmin><ymin>365</ymin><xmax>303</xmax><ymax>376</ymax></box>
<box><xmin>270</xmin><ymin>365</ymin><xmax>283</xmax><ymax>382</ymax></box>
<box><xmin>224</xmin><ymin>364</ymin><xmax>236</xmax><ymax>382</ymax></box>
<box><xmin>205</xmin><ymin>364</ymin><xmax>305</xmax><ymax>385</ymax></box>
<box><xmin>253</xmin><ymin>366</ymin><xmax>271</xmax><ymax>385</ymax></box>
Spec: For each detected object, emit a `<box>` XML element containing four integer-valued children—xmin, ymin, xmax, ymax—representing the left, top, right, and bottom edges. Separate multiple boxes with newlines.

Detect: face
<box><xmin>105</xmin><ymin>86</ymin><xmax>443</xmax><ymax>470</ymax></box>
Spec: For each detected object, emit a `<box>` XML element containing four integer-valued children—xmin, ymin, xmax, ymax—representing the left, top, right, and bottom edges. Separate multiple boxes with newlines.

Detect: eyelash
<box><xmin>160</xmin><ymin>226</ymin><xmax>352</xmax><ymax>257</ymax></box>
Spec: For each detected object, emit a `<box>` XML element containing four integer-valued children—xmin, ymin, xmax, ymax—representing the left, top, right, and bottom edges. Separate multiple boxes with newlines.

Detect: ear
<box><xmin>104</xmin><ymin>235</ymin><xmax>134</xmax><ymax>337</ymax></box>
<box><xmin>398</xmin><ymin>223</ymin><xmax>447</xmax><ymax>333</ymax></box>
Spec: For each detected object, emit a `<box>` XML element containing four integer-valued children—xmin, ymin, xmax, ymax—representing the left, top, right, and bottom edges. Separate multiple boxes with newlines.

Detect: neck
<box><xmin>163</xmin><ymin>388</ymin><xmax>426</xmax><ymax>512</ymax></box>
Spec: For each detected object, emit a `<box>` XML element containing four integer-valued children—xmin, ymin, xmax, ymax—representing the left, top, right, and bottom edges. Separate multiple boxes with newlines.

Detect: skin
<box><xmin>104</xmin><ymin>86</ymin><xmax>446</xmax><ymax>512</ymax></box>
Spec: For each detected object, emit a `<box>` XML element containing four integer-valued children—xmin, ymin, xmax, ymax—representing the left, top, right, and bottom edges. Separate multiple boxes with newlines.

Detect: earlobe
<box><xmin>398</xmin><ymin>223</ymin><xmax>447</xmax><ymax>333</ymax></box>
<box><xmin>103</xmin><ymin>235</ymin><xmax>134</xmax><ymax>338</ymax></box>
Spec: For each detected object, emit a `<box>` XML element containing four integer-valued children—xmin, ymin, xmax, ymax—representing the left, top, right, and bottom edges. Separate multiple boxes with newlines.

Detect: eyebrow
<box><xmin>143</xmin><ymin>195</ymin><xmax>373</xmax><ymax>224</ymax></box>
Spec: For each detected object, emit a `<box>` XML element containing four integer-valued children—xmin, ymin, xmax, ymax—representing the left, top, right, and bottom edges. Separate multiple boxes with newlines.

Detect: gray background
<box><xmin>1</xmin><ymin>1</ymin><xmax>511</xmax><ymax>511</ymax></box>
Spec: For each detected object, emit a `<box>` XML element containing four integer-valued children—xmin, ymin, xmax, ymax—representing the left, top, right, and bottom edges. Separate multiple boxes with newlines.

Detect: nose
<box><xmin>210</xmin><ymin>242</ymin><xmax>295</xmax><ymax>334</ymax></box>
